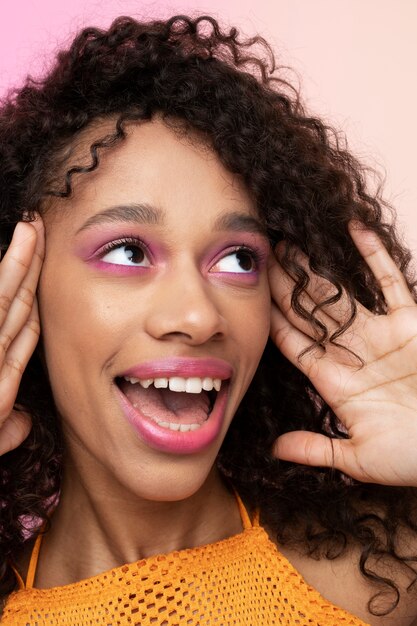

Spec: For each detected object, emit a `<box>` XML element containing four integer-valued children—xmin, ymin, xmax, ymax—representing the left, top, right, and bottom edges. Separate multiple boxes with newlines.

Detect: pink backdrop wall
<box><xmin>1</xmin><ymin>0</ymin><xmax>416</xmax><ymax>256</ymax></box>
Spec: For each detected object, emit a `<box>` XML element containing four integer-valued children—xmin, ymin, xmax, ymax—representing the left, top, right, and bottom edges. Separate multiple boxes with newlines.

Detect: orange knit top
<box><xmin>2</xmin><ymin>494</ymin><xmax>370</xmax><ymax>626</ymax></box>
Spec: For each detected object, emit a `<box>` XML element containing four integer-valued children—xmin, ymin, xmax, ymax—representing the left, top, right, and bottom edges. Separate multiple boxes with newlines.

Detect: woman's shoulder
<box><xmin>263</xmin><ymin>523</ymin><xmax>417</xmax><ymax>626</ymax></box>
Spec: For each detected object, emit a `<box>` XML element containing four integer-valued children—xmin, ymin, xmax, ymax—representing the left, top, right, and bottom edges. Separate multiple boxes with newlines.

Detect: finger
<box><xmin>0</xmin><ymin>282</ymin><xmax>36</xmax><ymax>359</ymax></box>
<box><xmin>273</xmin><ymin>430</ymin><xmax>352</xmax><ymax>473</ymax></box>
<box><xmin>17</xmin><ymin>214</ymin><xmax>45</xmax><ymax>285</ymax></box>
<box><xmin>270</xmin><ymin>301</ymin><xmax>322</xmax><ymax>368</ymax></box>
<box><xmin>0</xmin><ymin>221</ymin><xmax>39</xmax><ymax>329</ymax></box>
<box><xmin>0</xmin><ymin>218</ymin><xmax>44</xmax><ymax>360</ymax></box>
<box><xmin>25</xmin><ymin>213</ymin><xmax>45</xmax><ymax>266</ymax></box>
<box><xmin>269</xmin><ymin>257</ymin><xmax>342</xmax><ymax>341</ymax></box>
<box><xmin>0</xmin><ymin>410</ymin><xmax>31</xmax><ymax>455</ymax></box>
<box><xmin>0</xmin><ymin>297</ymin><xmax>40</xmax><ymax>425</ymax></box>
<box><xmin>348</xmin><ymin>221</ymin><xmax>415</xmax><ymax>310</ymax></box>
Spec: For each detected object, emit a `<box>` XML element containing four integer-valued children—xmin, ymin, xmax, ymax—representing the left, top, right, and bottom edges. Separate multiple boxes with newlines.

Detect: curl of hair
<box><xmin>1</xmin><ymin>14</ymin><xmax>416</xmax><ymax>615</ymax></box>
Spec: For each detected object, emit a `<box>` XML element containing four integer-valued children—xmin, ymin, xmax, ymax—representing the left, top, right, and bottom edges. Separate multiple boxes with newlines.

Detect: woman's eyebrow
<box><xmin>75</xmin><ymin>204</ymin><xmax>267</xmax><ymax>236</ymax></box>
<box><xmin>76</xmin><ymin>203</ymin><xmax>163</xmax><ymax>234</ymax></box>
<box><xmin>213</xmin><ymin>212</ymin><xmax>267</xmax><ymax>236</ymax></box>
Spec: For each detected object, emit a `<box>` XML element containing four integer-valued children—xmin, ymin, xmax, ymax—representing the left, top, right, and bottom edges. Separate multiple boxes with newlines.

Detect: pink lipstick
<box><xmin>121</xmin><ymin>357</ymin><xmax>233</xmax><ymax>381</ymax></box>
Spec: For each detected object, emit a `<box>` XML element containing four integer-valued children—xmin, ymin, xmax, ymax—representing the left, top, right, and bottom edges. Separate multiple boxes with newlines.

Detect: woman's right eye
<box><xmin>100</xmin><ymin>240</ymin><xmax>151</xmax><ymax>267</ymax></box>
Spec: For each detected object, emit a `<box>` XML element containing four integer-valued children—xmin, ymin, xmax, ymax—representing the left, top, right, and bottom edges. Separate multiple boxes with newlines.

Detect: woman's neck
<box><xmin>30</xmin><ymin>463</ymin><xmax>242</xmax><ymax>589</ymax></box>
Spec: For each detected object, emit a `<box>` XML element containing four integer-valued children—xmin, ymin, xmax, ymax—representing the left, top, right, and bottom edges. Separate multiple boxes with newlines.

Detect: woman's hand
<box><xmin>0</xmin><ymin>216</ymin><xmax>44</xmax><ymax>455</ymax></box>
<box><xmin>269</xmin><ymin>222</ymin><xmax>417</xmax><ymax>486</ymax></box>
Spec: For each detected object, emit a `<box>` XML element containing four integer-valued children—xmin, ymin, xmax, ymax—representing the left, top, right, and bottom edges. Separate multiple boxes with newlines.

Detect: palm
<box><xmin>269</xmin><ymin>223</ymin><xmax>417</xmax><ymax>486</ymax></box>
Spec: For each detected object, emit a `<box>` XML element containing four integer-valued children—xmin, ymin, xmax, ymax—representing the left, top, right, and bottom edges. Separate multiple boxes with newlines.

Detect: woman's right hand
<box><xmin>0</xmin><ymin>215</ymin><xmax>44</xmax><ymax>455</ymax></box>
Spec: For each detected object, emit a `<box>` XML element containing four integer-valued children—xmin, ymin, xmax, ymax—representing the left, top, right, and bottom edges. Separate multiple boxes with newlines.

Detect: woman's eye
<box><xmin>101</xmin><ymin>243</ymin><xmax>151</xmax><ymax>267</ymax></box>
<box><xmin>212</xmin><ymin>249</ymin><xmax>257</xmax><ymax>273</ymax></box>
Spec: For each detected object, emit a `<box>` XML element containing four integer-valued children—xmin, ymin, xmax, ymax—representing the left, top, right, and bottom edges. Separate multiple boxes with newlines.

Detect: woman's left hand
<box><xmin>269</xmin><ymin>222</ymin><xmax>417</xmax><ymax>486</ymax></box>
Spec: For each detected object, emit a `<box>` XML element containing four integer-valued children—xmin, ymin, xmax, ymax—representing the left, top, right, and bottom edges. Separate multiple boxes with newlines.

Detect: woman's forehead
<box><xmin>42</xmin><ymin>117</ymin><xmax>260</xmax><ymax>232</ymax></box>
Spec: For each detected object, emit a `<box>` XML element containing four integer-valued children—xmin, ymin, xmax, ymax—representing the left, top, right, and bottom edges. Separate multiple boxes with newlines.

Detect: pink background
<box><xmin>1</xmin><ymin>0</ymin><xmax>416</xmax><ymax>257</ymax></box>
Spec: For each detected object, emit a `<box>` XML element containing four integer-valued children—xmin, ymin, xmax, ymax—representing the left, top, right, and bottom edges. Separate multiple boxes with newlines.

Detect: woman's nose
<box><xmin>144</xmin><ymin>268</ymin><xmax>227</xmax><ymax>345</ymax></box>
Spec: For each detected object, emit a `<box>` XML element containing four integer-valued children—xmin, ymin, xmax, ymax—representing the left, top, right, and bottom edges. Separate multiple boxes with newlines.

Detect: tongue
<box><xmin>121</xmin><ymin>382</ymin><xmax>210</xmax><ymax>425</ymax></box>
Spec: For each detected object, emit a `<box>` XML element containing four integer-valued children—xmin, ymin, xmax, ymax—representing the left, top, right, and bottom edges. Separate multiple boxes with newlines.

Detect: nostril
<box><xmin>162</xmin><ymin>331</ymin><xmax>194</xmax><ymax>340</ymax></box>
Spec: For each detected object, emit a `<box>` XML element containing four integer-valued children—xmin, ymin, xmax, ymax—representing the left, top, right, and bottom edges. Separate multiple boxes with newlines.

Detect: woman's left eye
<box><xmin>211</xmin><ymin>248</ymin><xmax>258</xmax><ymax>274</ymax></box>
<box><xmin>100</xmin><ymin>239</ymin><xmax>151</xmax><ymax>267</ymax></box>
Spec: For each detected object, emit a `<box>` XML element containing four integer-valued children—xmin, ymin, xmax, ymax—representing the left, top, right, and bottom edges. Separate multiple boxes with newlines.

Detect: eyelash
<box><xmin>97</xmin><ymin>237</ymin><xmax>264</xmax><ymax>272</ymax></box>
<box><xmin>98</xmin><ymin>236</ymin><xmax>150</xmax><ymax>258</ymax></box>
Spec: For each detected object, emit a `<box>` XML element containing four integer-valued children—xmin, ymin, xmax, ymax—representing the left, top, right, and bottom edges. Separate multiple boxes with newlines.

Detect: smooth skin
<box><xmin>1</xmin><ymin>121</ymin><xmax>417</xmax><ymax>624</ymax></box>
<box><xmin>0</xmin><ymin>217</ymin><xmax>44</xmax><ymax>454</ymax></box>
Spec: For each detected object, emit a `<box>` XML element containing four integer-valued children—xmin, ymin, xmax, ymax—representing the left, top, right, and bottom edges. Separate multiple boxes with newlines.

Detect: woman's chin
<box><xmin>100</xmin><ymin>444</ymin><xmax>222</xmax><ymax>504</ymax></box>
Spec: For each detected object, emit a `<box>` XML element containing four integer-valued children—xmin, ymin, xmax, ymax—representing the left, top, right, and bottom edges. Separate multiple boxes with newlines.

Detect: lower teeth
<box><xmin>157</xmin><ymin>421</ymin><xmax>201</xmax><ymax>432</ymax></box>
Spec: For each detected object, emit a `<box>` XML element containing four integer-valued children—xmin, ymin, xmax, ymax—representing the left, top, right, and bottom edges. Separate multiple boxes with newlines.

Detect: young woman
<box><xmin>1</xmin><ymin>14</ymin><xmax>417</xmax><ymax>626</ymax></box>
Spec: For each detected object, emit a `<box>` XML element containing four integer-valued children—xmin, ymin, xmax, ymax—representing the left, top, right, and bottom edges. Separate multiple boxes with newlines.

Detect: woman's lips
<box><xmin>120</xmin><ymin>357</ymin><xmax>233</xmax><ymax>381</ymax></box>
<box><xmin>114</xmin><ymin>358</ymin><xmax>233</xmax><ymax>454</ymax></box>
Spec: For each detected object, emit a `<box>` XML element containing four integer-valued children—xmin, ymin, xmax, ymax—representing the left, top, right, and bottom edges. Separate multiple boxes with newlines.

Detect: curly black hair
<box><xmin>1</xmin><ymin>14</ymin><xmax>416</xmax><ymax>616</ymax></box>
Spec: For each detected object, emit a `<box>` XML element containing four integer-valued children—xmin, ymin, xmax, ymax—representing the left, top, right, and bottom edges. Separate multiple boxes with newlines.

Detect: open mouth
<box><xmin>115</xmin><ymin>375</ymin><xmax>224</xmax><ymax>433</ymax></box>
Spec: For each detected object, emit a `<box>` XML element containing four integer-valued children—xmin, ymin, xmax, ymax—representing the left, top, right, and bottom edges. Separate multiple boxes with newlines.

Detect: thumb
<box><xmin>273</xmin><ymin>430</ymin><xmax>347</xmax><ymax>470</ymax></box>
<box><xmin>0</xmin><ymin>410</ymin><xmax>32</xmax><ymax>455</ymax></box>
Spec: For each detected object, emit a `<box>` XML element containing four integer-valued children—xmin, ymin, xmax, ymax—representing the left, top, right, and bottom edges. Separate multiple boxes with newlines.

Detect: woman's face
<box><xmin>38</xmin><ymin>119</ymin><xmax>272</xmax><ymax>501</ymax></box>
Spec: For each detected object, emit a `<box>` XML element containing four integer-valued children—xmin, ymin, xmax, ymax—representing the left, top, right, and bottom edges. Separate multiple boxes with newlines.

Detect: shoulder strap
<box><xmin>233</xmin><ymin>490</ymin><xmax>260</xmax><ymax>529</ymax></box>
<box><xmin>25</xmin><ymin>532</ymin><xmax>43</xmax><ymax>590</ymax></box>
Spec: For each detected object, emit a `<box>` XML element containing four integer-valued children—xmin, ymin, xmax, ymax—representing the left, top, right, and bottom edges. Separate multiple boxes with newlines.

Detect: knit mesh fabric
<box><xmin>2</xmin><ymin>525</ymin><xmax>369</xmax><ymax>626</ymax></box>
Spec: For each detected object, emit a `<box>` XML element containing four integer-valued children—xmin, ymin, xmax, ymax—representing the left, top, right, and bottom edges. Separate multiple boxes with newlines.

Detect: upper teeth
<box><xmin>123</xmin><ymin>376</ymin><xmax>222</xmax><ymax>393</ymax></box>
